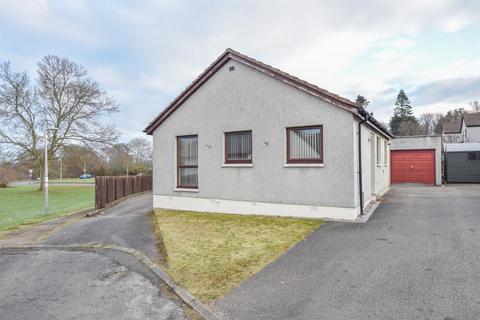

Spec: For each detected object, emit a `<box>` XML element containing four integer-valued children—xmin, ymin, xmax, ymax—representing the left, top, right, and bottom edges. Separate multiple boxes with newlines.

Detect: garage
<box><xmin>445</xmin><ymin>143</ymin><xmax>480</xmax><ymax>183</ymax></box>
<box><xmin>391</xmin><ymin>149</ymin><xmax>436</xmax><ymax>185</ymax></box>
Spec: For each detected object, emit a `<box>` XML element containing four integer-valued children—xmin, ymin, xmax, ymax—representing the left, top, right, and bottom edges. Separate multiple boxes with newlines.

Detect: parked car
<box><xmin>79</xmin><ymin>173</ymin><xmax>93</xmax><ymax>179</ymax></box>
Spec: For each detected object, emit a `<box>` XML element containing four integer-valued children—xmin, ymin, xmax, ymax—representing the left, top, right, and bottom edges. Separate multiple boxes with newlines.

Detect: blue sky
<box><xmin>1</xmin><ymin>0</ymin><xmax>479</xmax><ymax>141</ymax></box>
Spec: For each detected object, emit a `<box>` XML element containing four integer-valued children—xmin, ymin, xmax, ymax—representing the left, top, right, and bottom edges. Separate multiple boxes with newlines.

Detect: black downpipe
<box><xmin>358</xmin><ymin>109</ymin><xmax>368</xmax><ymax>215</ymax></box>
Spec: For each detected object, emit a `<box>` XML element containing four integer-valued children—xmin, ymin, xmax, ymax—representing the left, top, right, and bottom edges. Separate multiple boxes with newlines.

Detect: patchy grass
<box><xmin>0</xmin><ymin>185</ymin><xmax>94</xmax><ymax>231</ymax></box>
<box><xmin>154</xmin><ymin>210</ymin><xmax>323</xmax><ymax>302</ymax></box>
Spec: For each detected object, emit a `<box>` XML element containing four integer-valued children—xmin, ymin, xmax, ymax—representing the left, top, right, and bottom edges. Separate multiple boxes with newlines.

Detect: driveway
<box><xmin>214</xmin><ymin>185</ymin><xmax>480</xmax><ymax>320</ymax></box>
<box><xmin>43</xmin><ymin>193</ymin><xmax>160</xmax><ymax>261</ymax></box>
<box><xmin>0</xmin><ymin>248</ymin><xmax>185</xmax><ymax>320</ymax></box>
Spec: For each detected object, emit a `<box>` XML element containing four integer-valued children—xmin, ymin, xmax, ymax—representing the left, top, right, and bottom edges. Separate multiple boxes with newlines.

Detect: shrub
<box><xmin>0</xmin><ymin>165</ymin><xmax>16</xmax><ymax>187</ymax></box>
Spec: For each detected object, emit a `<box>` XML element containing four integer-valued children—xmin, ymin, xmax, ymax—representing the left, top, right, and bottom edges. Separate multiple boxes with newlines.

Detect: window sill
<box><xmin>376</xmin><ymin>164</ymin><xmax>382</xmax><ymax>167</ymax></box>
<box><xmin>284</xmin><ymin>163</ymin><xmax>324</xmax><ymax>168</ymax></box>
<box><xmin>222</xmin><ymin>163</ymin><xmax>254</xmax><ymax>168</ymax></box>
<box><xmin>174</xmin><ymin>188</ymin><xmax>199</xmax><ymax>193</ymax></box>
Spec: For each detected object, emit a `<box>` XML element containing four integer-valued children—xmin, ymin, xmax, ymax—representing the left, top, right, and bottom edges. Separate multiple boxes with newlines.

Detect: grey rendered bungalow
<box><xmin>145</xmin><ymin>49</ymin><xmax>392</xmax><ymax>221</ymax></box>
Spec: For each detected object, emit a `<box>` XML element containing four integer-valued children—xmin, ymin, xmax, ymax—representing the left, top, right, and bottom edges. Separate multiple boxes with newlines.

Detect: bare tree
<box><xmin>128</xmin><ymin>137</ymin><xmax>151</xmax><ymax>166</ymax></box>
<box><xmin>418</xmin><ymin>113</ymin><xmax>435</xmax><ymax>135</ymax></box>
<box><xmin>470</xmin><ymin>100</ymin><xmax>480</xmax><ymax>112</ymax></box>
<box><xmin>0</xmin><ymin>56</ymin><xmax>119</xmax><ymax>190</ymax></box>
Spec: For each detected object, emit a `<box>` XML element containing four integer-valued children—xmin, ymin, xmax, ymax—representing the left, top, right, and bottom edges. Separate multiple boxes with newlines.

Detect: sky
<box><xmin>1</xmin><ymin>0</ymin><xmax>479</xmax><ymax>141</ymax></box>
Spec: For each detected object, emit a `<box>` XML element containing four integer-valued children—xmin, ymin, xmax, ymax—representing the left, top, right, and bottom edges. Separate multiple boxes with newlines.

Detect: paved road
<box><xmin>43</xmin><ymin>193</ymin><xmax>160</xmax><ymax>261</ymax></box>
<box><xmin>9</xmin><ymin>181</ymin><xmax>94</xmax><ymax>187</ymax></box>
<box><xmin>214</xmin><ymin>185</ymin><xmax>480</xmax><ymax>320</ymax></box>
<box><xmin>0</xmin><ymin>249</ymin><xmax>185</xmax><ymax>320</ymax></box>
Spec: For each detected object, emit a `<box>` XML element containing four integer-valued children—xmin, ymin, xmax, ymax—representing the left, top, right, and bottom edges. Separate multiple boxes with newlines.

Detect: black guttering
<box><xmin>357</xmin><ymin>108</ymin><xmax>368</xmax><ymax>216</ymax></box>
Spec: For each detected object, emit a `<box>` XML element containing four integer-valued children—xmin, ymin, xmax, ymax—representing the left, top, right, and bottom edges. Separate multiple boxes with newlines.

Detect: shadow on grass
<box><xmin>150</xmin><ymin>210</ymin><xmax>170</xmax><ymax>266</ymax></box>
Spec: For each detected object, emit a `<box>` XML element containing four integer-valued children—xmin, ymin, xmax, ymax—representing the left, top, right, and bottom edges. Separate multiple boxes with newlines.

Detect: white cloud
<box><xmin>1</xmin><ymin>0</ymin><xmax>480</xmax><ymax>138</ymax></box>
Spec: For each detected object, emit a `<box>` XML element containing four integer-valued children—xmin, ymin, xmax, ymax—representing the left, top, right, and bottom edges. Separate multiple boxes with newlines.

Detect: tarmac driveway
<box><xmin>43</xmin><ymin>193</ymin><xmax>160</xmax><ymax>261</ymax></box>
<box><xmin>0</xmin><ymin>248</ymin><xmax>186</xmax><ymax>320</ymax></box>
<box><xmin>214</xmin><ymin>185</ymin><xmax>480</xmax><ymax>320</ymax></box>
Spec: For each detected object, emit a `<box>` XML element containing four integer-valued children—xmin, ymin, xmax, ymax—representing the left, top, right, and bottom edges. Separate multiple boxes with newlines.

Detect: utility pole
<box><xmin>83</xmin><ymin>160</ymin><xmax>86</xmax><ymax>175</ymax></box>
<box><xmin>126</xmin><ymin>165</ymin><xmax>129</xmax><ymax>177</ymax></box>
<box><xmin>44</xmin><ymin>128</ymin><xmax>58</xmax><ymax>214</ymax></box>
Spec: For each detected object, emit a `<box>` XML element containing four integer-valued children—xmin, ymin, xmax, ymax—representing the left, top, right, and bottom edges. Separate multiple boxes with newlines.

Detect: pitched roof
<box><xmin>464</xmin><ymin>112</ymin><xmax>480</xmax><ymax>127</ymax></box>
<box><xmin>144</xmin><ymin>48</ymin><xmax>391</xmax><ymax>137</ymax></box>
<box><xmin>442</xmin><ymin>121</ymin><xmax>462</xmax><ymax>134</ymax></box>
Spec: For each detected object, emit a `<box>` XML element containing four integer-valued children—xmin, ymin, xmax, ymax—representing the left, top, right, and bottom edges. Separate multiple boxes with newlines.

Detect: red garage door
<box><xmin>391</xmin><ymin>149</ymin><xmax>435</xmax><ymax>185</ymax></box>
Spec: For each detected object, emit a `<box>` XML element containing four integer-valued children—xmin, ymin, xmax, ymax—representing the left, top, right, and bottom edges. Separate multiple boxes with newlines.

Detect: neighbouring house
<box><xmin>442</xmin><ymin>112</ymin><xmax>480</xmax><ymax>143</ymax></box>
<box><xmin>144</xmin><ymin>49</ymin><xmax>392</xmax><ymax>221</ymax></box>
<box><xmin>464</xmin><ymin>112</ymin><xmax>480</xmax><ymax>143</ymax></box>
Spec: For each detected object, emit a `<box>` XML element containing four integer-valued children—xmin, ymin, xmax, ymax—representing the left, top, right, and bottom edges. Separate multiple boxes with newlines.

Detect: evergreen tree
<box><xmin>389</xmin><ymin>89</ymin><xmax>417</xmax><ymax>135</ymax></box>
<box><xmin>393</xmin><ymin>89</ymin><xmax>414</xmax><ymax>118</ymax></box>
<box><xmin>355</xmin><ymin>95</ymin><xmax>369</xmax><ymax>108</ymax></box>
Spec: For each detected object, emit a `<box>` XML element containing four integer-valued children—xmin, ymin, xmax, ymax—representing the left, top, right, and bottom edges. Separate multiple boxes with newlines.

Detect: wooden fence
<box><xmin>95</xmin><ymin>175</ymin><xmax>152</xmax><ymax>209</ymax></box>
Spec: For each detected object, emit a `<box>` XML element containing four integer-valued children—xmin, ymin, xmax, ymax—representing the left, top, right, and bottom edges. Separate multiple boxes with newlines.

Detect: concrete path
<box><xmin>0</xmin><ymin>248</ymin><xmax>185</xmax><ymax>320</ymax></box>
<box><xmin>214</xmin><ymin>185</ymin><xmax>480</xmax><ymax>320</ymax></box>
<box><xmin>43</xmin><ymin>193</ymin><xmax>161</xmax><ymax>261</ymax></box>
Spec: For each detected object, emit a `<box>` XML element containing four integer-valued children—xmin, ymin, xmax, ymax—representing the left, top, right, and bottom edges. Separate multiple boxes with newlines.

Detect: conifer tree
<box><xmin>355</xmin><ymin>95</ymin><xmax>369</xmax><ymax>108</ymax></box>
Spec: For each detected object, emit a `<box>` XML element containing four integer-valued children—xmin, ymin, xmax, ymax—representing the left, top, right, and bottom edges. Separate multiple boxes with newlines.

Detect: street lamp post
<box><xmin>44</xmin><ymin>128</ymin><xmax>58</xmax><ymax>214</ymax></box>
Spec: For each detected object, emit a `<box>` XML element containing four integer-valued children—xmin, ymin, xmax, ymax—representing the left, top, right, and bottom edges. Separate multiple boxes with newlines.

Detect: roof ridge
<box><xmin>144</xmin><ymin>48</ymin><xmax>392</xmax><ymax>137</ymax></box>
<box><xmin>225</xmin><ymin>48</ymin><xmax>357</xmax><ymax>107</ymax></box>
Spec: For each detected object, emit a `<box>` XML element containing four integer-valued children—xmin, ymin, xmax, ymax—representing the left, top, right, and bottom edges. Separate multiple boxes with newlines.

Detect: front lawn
<box><xmin>0</xmin><ymin>185</ymin><xmax>94</xmax><ymax>231</ymax></box>
<box><xmin>154</xmin><ymin>210</ymin><xmax>323</xmax><ymax>302</ymax></box>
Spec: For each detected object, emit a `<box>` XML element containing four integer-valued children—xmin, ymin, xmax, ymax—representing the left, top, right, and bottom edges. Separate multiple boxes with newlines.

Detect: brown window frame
<box><xmin>176</xmin><ymin>135</ymin><xmax>198</xmax><ymax>189</ymax></box>
<box><xmin>224</xmin><ymin>130</ymin><xmax>253</xmax><ymax>164</ymax></box>
<box><xmin>286</xmin><ymin>125</ymin><xmax>324</xmax><ymax>164</ymax></box>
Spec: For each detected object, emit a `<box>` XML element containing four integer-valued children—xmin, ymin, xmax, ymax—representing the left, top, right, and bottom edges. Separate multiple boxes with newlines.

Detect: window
<box><xmin>376</xmin><ymin>136</ymin><xmax>382</xmax><ymax>165</ymax></box>
<box><xmin>286</xmin><ymin>125</ymin><xmax>323</xmax><ymax>163</ymax></box>
<box><xmin>225</xmin><ymin>131</ymin><xmax>252</xmax><ymax>163</ymax></box>
<box><xmin>467</xmin><ymin>151</ymin><xmax>480</xmax><ymax>161</ymax></box>
<box><xmin>384</xmin><ymin>141</ymin><xmax>388</xmax><ymax>165</ymax></box>
<box><xmin>177</xmin><ymin>135</ymin><xmax>198</xmax><ymax>188</ymax></box>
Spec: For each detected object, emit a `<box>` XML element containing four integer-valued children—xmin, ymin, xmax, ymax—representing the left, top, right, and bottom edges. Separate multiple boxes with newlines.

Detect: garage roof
<box><xmin>444</xmin><ymin>143</ymin><xmax>480</xmax><ymax>152</ymax></box>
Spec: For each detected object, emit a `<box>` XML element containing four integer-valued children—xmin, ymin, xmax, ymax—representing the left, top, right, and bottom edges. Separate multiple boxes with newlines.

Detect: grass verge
<box><xmin>0</xmin><ymin>185</ymin><xmax>94</xmax><ymax>231</ymax></box>
<box><xmin>154</xmin><ymin>209</ymin><xmax>323</xmax><ymax>303</ymax></box>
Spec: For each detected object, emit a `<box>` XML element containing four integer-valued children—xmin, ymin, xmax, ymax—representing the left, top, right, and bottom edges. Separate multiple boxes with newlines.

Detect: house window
<box><xmin>376</xmin><ymin>136</ymin><xmax>382</xmax><ymax>165</ymax></box>
<box><xmin>286</xmin><ymin>125</ymin><xmax>323</xmax><ymax>163</ymax></box>
<box><xmin>177</xmin><ymin>135</ymin><xmax>198</xmax><ymax>188</ymax></box>
<box><xmin>225</xmin><ymin>131</ymin><xmax>252</xmax><ymax>163</ymax></box>
<box><xmin>384</xmin><ymin>141</ymin><xmax>388</xmax><ymax>165</ymax></box>
<box><xmin>467</xmin><ymin>151</ymin><xmax>480</xmax><ymax>161</ymax></box>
